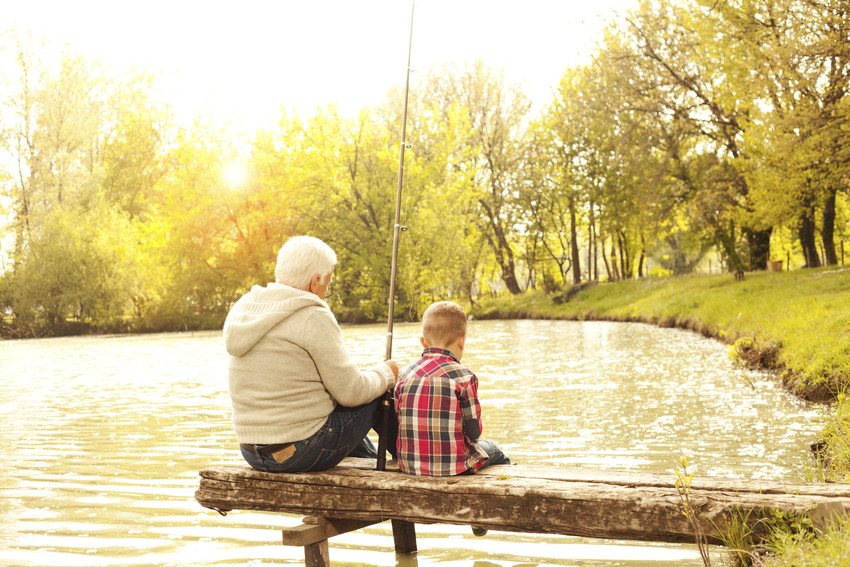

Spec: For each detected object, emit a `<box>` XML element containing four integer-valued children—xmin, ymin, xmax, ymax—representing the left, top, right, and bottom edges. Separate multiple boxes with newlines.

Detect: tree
<box><xmin>420</xmin><ymin>61</ymin><xmax>531</xmax><ymax>294</ymax></box>
<box><xmin>101</xmin><ymin>72</ymin><xmax>171</xmax><ymax>219</ymax></box>
<box><xmin>11</xmin><ymin>202</ymin><xmax>138</xmax><ymax>334</ymax></box>
<box><xmin>722</xmin><ymin>0</ymin><xmax>850</xmax><ymax>267</ymax></box>
<box><xmin>608</xmin><ymin>0</ymin><xmax>773</xmax><ymax>271</ymax></box>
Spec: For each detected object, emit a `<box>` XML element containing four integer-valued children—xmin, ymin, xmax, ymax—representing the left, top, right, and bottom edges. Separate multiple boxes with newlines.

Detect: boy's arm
<box><xmin>459</xmin><ymin>375</ymin><xmax>483</xmax><ymax>441</ymax></box>
<box><xmin>462</xmin><ymin>414</ymin><xmax>481</xmax><ymax>440</ymax></box>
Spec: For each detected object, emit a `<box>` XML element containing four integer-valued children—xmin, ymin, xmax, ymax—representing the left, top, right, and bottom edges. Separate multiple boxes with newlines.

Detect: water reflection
<box><xmin>0</xmin><ymin>321</ymin><xmax>827</xmax><ymax>566</ymax></box>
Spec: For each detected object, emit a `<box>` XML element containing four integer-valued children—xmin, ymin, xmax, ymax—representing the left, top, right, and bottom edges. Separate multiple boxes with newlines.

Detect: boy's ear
<box><xmin>419</xmin><ymin>336</ymin><xmax>429</xmax><ymax>349</ymax></box>
<box><xmin>457</xmin><ymin>334</ymin><xmax>466</xmax><ymax>350</ymax></box>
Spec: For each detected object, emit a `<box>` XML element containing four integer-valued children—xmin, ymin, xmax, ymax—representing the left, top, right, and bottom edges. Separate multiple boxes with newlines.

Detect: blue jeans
<box><xmin>474</xmin><ymin>438</ymin><xmax>511</xmax><ymax>471</ymax></box>
<box><xmin>240</xmin><ymin>397</ymin><xmax>398</xmax><ymax>473</ymax></box>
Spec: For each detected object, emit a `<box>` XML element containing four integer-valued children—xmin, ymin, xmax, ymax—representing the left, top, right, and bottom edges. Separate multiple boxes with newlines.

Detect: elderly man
<box><xmin>224</xmin><ymin>235</ymin><xmax>398</xmax><ymax>472</ymax></box>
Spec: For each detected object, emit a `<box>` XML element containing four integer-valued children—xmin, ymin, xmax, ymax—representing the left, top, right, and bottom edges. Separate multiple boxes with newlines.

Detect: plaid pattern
<box><xmin>394</xmin><ymin>348</ymin><xmax>489</xmax><ymax>476</ymax></box>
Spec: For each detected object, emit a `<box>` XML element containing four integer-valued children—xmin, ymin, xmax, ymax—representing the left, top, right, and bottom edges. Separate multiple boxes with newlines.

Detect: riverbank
<box><xmin>470</xmin><ymin>267</ymin><xmax>850</xmax><ymax>566</ymax></box>
<box><xmin>471</xmin><ymin>267</ymin><xmax>850</xmax><ymax>403</ymax></box>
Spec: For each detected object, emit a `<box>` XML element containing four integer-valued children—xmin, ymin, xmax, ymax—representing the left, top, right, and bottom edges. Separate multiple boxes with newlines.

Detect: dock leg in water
<box><xmin>304</xmin><ymin>540</ymin><xmax>329</xmax><ymax>567</ymax></box>
<box><xmin>392</xmin><ymin>519</ymin><xmax>417</xmax><ymax>553</ymax></box>
<box><xmin>282</xmin><ymin>516</ymin><xmax>387</xmax><ymax>567</ymax></box>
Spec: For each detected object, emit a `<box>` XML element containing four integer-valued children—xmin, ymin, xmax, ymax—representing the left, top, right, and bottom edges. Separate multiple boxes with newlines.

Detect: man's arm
<box><xmin>307</xmin><ymin>309</ymin><xmax>395</xmax><ymax>405</ymax></box>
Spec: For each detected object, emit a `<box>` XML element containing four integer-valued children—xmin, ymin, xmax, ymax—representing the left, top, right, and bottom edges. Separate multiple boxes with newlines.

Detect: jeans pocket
<box><xmin>264</xmin><ymin>438</ymin><xmax>313</xmax><ymax>472</ymax></box>
<box><xmin>270</xmin><ymin>444</ymin><xmax>297</xmax><ymax>463</ymax></box>
<box><xmin>302</xmin><ymin>446</ymin><xmax>349</xmax><ymax>472</ymax></box>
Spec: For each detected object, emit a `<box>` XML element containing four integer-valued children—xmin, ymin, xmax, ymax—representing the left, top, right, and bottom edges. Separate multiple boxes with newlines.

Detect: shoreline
<box><xmin>474</xmin><ymin>308</ymin><xmax>836</xmax><ymax>404</ymax></box>
<box><xmin>470</xmin><ymin>270</ymin><xmax>849</xmax><ymax>405</ymax></box>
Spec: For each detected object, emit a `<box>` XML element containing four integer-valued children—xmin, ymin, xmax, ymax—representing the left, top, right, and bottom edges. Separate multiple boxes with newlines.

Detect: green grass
<box><xmin>760</xmin><ymin>514</ymin><xmax>850</xmax><ymax>567</ymax></box>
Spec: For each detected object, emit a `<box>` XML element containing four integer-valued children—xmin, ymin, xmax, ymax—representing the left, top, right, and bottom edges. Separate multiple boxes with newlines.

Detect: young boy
<box><xmin>394</xmin><ymin>301</ymin><xmax>510</xmax><ymax>476</ymax></box>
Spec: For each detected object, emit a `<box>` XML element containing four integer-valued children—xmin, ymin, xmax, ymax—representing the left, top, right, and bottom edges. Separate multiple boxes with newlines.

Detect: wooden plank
<box><xmin>200</xmin><ymin>458</ymin><xmax>850</xmax><ymax>498</ymax></box>
<box><xmin>476</xmin><ymin>463</ymin><xmax>850</xmax><ymax>498</ymax></box>
<box><xmin>196</xmin><ymin>458</ymin><xmax>850</xmax><ymax>545</ymax></box>
<box><xmin>281</xmin><ymin>518</ymin><xmax>379</xmax><ymax>546</ymax></box>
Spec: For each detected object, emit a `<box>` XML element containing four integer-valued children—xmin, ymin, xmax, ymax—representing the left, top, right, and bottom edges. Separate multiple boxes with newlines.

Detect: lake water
<box><xmin>0</xmin><ymin>319</ymin><xmax>828</xmax><ymax>566</ymax></box>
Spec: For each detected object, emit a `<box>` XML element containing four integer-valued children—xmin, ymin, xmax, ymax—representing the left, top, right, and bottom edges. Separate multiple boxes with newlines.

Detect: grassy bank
<box><xmin>471</xmin><ymin>267</ymin><xmax>850</xmax><ymax>402</ymax></box>
<box><xmin>470</xmin><ymin>267</ymin><xmax>850</xmax><ymax>566</ymax></box>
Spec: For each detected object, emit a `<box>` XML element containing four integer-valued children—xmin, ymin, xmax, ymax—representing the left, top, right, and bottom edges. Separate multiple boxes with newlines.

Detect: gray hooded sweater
<box><xmin>223</xmin><ymin>283</ymin><xmax>395</xmax><ymax>444</ymax></box>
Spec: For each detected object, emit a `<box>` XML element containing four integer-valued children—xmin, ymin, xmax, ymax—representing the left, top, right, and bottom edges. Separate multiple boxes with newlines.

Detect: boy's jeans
<box><xmin>240</xmin><ymin>397</ymin><xmax>398</xmax><ymax>473</ymax></box>
<box><xmin>474</xmin><ymin>438</ymin><xmax>511</xmax><ymax>471</ymax></box>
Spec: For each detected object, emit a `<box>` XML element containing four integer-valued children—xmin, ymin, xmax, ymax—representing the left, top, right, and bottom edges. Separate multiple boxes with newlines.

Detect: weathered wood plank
<box><xmin>195</xmin><ymin>458</ymin><xmax>850</xmax><ymax>545</ymax></box>
<box><xmin>281</xmin><ymin>518</ymin><xmax>379</xmax><ymax>546</ymax></box>
<box><xmin>479</xmin><ymin>463</ymin><xmax>850</xmax><ymax>497</ymax></box>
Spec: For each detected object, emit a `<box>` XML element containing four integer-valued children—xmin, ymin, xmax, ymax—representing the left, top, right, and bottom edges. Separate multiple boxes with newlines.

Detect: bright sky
<box><xmin>4</xmin><ymin>0</ymin><xmax>637</xmax><ymax>131</ymax></box>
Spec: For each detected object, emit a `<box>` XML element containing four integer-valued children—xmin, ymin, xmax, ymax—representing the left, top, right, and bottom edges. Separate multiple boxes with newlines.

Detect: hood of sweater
<box><xmin>223</xmin><ymin>283</ymin><xmax>327</xmax><ymax>357</ymax></box>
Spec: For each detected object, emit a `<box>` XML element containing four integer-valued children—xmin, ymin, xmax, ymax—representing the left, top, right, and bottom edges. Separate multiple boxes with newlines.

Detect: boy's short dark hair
<box><xmin>422</xmin><ymin>301</ymin><xmax>467</xmax><ymax>346</ymax></box>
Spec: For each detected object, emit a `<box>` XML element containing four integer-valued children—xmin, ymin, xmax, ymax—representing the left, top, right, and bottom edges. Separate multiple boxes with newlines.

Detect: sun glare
<box><xmin>223</xmin><ymin>162</ymin><xmax>249</xmax><ymax>189</ymax></box>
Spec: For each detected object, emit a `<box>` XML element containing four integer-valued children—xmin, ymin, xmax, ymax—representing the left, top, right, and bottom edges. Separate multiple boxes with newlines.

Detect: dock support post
<box><xmin>392</xmin><ymin>519</ymin><xmax>417</xmax><ymax>553</ymax></box>
<box><xmin>283</xmin><ymin>517</ymin><xmax>383</xmax><ymax>566</ymax></box>
<box><xmin>304</xmin><ymin>540</ymin><xmax>329</xmax><ymax>567</ymax></box>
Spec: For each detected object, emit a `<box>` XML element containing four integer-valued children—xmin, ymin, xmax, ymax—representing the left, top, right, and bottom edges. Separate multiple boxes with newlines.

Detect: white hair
<box><xmin>274</xmin><ymin>236</ymin><xmax>337</xmax><ymax>290</ymax></box>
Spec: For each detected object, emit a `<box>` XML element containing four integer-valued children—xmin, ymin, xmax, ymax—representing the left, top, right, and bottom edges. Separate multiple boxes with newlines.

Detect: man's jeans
<box><xmin>240</xmin><ymin>397</ymin><xmax>398</xmax><ymax>473</ymax></box>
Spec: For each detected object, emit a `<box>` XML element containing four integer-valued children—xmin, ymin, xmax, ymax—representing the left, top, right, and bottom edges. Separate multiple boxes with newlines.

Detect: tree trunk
<box><xmin>569</xmin><ymin>195</ymin><xmax>581</xmax><ymax>285</ymax></box>
<box><xmin>798</xmin><ymin>207</ymin><xmax>822</xmax><ymax>269</ymax></box>
<box><xmin>823</xmin><ymin>188</ymin><xmax>838</xmax><ymax>266</ymax></box>
<box><xmin>610</xmin><ymin>241</ymin><xmax>620</xmax><ymax>281</ymax></box>
<box><xmin>601</xmin><ymin>236</ymin><xmax>613</xmax><ymax>281</ymax></box>
<box><xmin>717</xmin><ymin>220</ymin><xmax>745</xmax><ymax>272</ymax></box>
<box><xmin>617</xmin><ymin>231</ymin><xmax>631</xmax><ymax>279</ymax></box>
<box><xmin>591</xmin><ymin>222</ymin><xmax>599</xmax><ymax>282</ymax></box>
<box><xmin>496</xmin><ymin>237</ymin><xmax>521</xmax><ymax>294</ymax></box>
<box><xmin>745</xmin><ymin>227</ymin><xmax>772</xmax><ymax>270</ymax></box>
<box><xmin>478</xmin><ymin>200</ymin><xmax>522</xmax><ymax>294</ymax></box>
<box><xmin>587</xmin><ymin>200</ymin><xmax>598</xmax><ymax>281</ymax></box>
<box><xmin>587</xmin><ymin>210</ymin><xmax>593</xmax><ymax>282</ymax></box>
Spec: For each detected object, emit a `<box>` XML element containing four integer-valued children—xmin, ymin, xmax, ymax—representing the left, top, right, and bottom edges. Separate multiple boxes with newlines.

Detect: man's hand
<box><xmin>386</xmin><ymin>360</ymin><xmax>399</xmax><ymax>386</ymax></box>
<box><xmin>386</xmin><ymin>360</ymin><xmax>398</xmax><ymax>392</ymax></box>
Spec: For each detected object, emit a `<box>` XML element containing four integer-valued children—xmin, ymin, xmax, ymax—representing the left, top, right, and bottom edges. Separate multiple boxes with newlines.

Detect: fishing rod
<box><xmin>377</xmin><ymin>0</ymin><xmax>415</xmax><ymax>472</ymax></box>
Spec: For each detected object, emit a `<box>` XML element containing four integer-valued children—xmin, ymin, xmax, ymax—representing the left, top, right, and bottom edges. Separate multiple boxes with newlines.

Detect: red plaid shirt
<box><xmin>394</xmin><ymin>348</ymin><xmax>489</xmax><ymax>476</ymax></box>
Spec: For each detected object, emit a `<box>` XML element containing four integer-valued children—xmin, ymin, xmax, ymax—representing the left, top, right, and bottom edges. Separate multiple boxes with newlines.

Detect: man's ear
<box><xmin>309</xmin><ymin>274</ymin><xmax>322</xmax><ymax>294</ymax></box>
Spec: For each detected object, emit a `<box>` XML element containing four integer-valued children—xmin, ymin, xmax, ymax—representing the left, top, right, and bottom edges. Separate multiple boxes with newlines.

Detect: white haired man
<box><xmin>224</xmin><ymin>235</ymin><xmax>399</xmax><ymax>472</ymax></box>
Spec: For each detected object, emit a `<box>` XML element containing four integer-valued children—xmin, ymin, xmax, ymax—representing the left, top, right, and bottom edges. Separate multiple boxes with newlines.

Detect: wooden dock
<box><xmin>195</xmin><ymin>458</ymin><xmax>850</xmax><ymax>566</ymax></box>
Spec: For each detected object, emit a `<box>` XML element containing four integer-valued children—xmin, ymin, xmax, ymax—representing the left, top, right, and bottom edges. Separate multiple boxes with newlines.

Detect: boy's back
<box><xmin>394</xmin><ymin>348</ymin><xmax>489</xmax><ymax>476</ymax></box>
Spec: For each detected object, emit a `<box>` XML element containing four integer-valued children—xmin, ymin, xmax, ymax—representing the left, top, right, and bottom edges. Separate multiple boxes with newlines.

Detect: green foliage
<box><xmin>674</xmin><ymin>456</ymin><xmax>713</xmax><ymax>566</ymax></box>
<box><xmin>716</xmin><ymin>506</ymin><xmax>762</xmax><ymax>567</ymax></box>
<box><xmin>759</xmin><ymin>510</ymin><xmax>845</xmax><ymax>567</ymax></box>
<box><xmin>809</xmin><ymin>394</ymin><xmax>850</xmax><ymax>483</ymax></box>
<box><xmin>2</xmin><ymin>1</ymin><xmax>849</xmax><ymax>336</ymax></box>
<box><xmin>10</xmin><ymin>203</ymin><xmax>138</xmax><ymax>334</ymax></box>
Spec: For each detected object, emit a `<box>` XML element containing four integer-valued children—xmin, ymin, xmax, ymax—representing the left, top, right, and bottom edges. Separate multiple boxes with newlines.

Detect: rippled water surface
<box><xmin>0</xmin><ymin>320</ymin><xmax>828</xmax><ymax>566</ymax></box>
